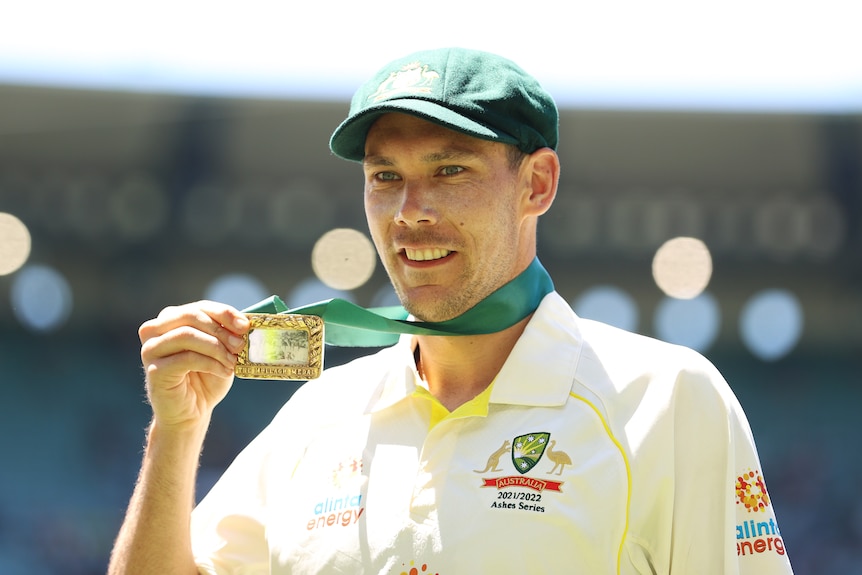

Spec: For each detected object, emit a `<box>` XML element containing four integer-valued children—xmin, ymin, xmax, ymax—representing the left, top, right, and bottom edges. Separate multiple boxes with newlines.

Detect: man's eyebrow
<box><xmin>363</xmin><ymin>149</ymin><xmax>481</xmax><ymax>167</ymax></box>
<box><xmin>362</xmin><ymin>155</ymin><xmax>394</xmax><ymax>168</ymax></box>
<box><xmin>420</xmin><ymin>149</ymin><xmax>480</xmax><ymax>163</ymax></box>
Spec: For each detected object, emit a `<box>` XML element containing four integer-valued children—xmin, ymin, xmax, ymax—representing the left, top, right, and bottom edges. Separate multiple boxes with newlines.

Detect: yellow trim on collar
<box><xmin>412</xmin><ymin>381</ymin><xmax>496</xmax><ymax>430</ymax></box>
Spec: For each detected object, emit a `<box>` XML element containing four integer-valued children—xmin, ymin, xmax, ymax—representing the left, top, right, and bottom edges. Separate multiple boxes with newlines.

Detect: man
<box><xmin>108</xmin><ymin>48</ymin><xmax>794</xmax><ymax>574</ymax></box>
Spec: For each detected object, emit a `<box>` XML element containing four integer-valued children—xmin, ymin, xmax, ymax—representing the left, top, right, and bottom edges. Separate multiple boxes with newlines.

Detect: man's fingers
<box><xmin>136</xmin><ymin>300</ymin><xmax>247</xmax><ymax>428</ymax></box>
<box><xmin>139</xmin><ymin>301</ymin><xmax>252</xmax><ymax>386</ymax></box>
<box><xmin>140</xmin><ymin>301</ymin><xmax>250</xmax><ymax>349</ymax></box>
<box><xmin>144</xmin><ymin>350</ymin><xmax>235</xmax><ymax>384</ymax></box>
<box><xmin>141</xmin><ymin>325</ymin><xmax>238</xmax><ymax>373</ymax></box>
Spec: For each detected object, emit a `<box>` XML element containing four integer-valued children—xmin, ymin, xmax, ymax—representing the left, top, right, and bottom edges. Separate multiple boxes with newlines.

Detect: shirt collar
<box><xmin>489</xmin><ymin>292</ymin><xmax>581</xmax><ymax>407</ymax></box>
<box><xmin>366</xmin><ymin>292</ymin><xmax>582</xmax><ymax>413</ymax></box>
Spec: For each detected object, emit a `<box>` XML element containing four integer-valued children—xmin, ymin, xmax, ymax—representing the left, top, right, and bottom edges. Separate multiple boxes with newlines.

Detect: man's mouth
<box><xmin>404</xmin><ymin>248</ymin><xmax>451</xmax><ymax>262</ymax></box>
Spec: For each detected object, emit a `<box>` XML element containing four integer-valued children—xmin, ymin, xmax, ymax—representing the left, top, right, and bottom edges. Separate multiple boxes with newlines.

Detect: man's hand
<box><xmin>138</xmin><ymin>301</ymin><xmax>250</xmax><ymax>430</ymax></box>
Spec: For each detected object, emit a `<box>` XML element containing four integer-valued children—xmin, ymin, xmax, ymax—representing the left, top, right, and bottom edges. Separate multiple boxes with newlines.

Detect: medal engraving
<box><xmin>236</xmin><ymin>314</ymin><xmax>324</xmax><ymax>380</ymax></box>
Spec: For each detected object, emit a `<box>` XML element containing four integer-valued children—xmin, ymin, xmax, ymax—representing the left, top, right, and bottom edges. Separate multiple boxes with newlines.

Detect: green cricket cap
<box><xmin>329</xmin><ymin>47</ymin><xmax>559</xmax><ymax>162</ymax></box>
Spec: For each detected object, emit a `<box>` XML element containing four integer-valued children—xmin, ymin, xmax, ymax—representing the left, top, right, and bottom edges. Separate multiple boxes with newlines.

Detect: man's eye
<box><xmin>439</xmin><ymin>166</ymin><xmax>465</xmax><ymax>176</ymax></box>
<box><xmin>375</xmin><ymin>171</ymin><xmax>400</xmax><ymax>181</ymax></box>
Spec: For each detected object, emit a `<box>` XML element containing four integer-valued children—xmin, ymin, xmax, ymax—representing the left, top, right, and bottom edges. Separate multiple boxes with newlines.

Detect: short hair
<box><xmin>506</xmin><ymin>145</ymin><xmax>528</xmax><ymax>172</ymax></box>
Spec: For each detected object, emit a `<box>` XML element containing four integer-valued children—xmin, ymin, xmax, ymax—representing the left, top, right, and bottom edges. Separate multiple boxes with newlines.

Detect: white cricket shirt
<box><xmin>191</xmin><ymin>292</ymin><xmax>794</xmax><ymax>574</ymax></box>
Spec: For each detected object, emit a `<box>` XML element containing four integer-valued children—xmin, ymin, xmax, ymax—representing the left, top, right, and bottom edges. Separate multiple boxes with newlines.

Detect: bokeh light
<box><xmin>652</xmin><ymin>236</ymin><xmax>713</xmax><ymax>299</ymax></box>
<box><xmin>311</xmin><ymin>228</ymin><xmax>376</xmax><ymax>291</ymax></box>
<box><xmin>0</xmin><ymin>212</ymin><xmax>32</xmax><ymax>276</ymax></box>
<box><xmin>204</xmin><ymin>273</ymin><xmax>269</xmax><ymax>310</ymax></box>
<box><xmin>740</xmin><ymin>289</ymin><xmax>804</xmax><ymax>361</ymax></box>
<box><xmin>572</xmin><ymin>285</ymin><xmax>639</xmax><ymax>332</ymax></box>
<box><xmin>287</xmin><ymin>277</ymin><xmax>355</xmax><ymax>309</ymax></box>
<box><xmin>653</xmin><ymin>292</ymin><xmax>721</xmax><ymax>352</ymax></box>
<box><xmin>10</xmin><ymin>264</ymin><xmax>73</xmax><ymax>332</ymax></box>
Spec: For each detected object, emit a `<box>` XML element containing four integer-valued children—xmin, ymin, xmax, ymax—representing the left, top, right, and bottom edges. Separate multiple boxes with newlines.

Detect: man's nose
<box><xmin>395</xmin><ymin>182</ymin><xmax>439</xmax><ymax>227</ymax></box>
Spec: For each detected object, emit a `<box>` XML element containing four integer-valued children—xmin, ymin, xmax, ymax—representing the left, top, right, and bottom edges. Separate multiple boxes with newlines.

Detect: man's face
<box><xmin>363</xmin><ymin>113</ymin><xmax>534</xmax><ymax>322</ymax></box>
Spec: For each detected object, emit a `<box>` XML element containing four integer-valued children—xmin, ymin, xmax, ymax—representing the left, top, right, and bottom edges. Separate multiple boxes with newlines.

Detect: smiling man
<box><xmin>362</xmin><ymin>114</ymin><xmax>552</xmax><ymax>323</ymax></box>
<box><xmin>108</xmin><ymin>48</ymin><xmax>794</xmax><ymax>574</ymax></box>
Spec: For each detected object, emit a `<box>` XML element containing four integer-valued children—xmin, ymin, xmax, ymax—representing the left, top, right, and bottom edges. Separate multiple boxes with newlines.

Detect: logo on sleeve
<box><xmin>736</xmin><ymin>469</ymin><xmax>770</xmax><ymax>513</ymax></box>
<box><xmin>734</xmin><ymin>468</ymin><xmax>787</xmax><ymax>558</ymax></box>
<box><xmin>305</xmin><ymin>456</ymin><xmax>366</xmax><ymax>532</ymax></box>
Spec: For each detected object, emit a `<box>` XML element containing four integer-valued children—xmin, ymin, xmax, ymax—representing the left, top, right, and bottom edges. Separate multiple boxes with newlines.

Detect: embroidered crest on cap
<box><xmin>369</xmin><ymin>62</ymin><xmax>440</xmax><ymax>102</ymax></box>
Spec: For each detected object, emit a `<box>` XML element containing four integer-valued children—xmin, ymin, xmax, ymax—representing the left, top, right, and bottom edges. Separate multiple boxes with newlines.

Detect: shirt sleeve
<box><xmin>190</xmin><ymin>426</ymin><xmax>274</xmax><ymax>575</ymax></box>
<box><xmin>668</xmin><ymin>356</ymin><xmax>794</xmax><ymax>575</ymax></box>
<box><xmin>189</xmin><ymin>371</ymin><xmax>334</xmax><ymax>575</ymax></box>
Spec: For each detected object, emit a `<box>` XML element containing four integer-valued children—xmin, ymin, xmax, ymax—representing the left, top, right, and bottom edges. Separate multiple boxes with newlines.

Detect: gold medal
<box><xmin>235</xmin><ymin>314</ymin><xmax>324</xmax><ymax>380</ymax></box>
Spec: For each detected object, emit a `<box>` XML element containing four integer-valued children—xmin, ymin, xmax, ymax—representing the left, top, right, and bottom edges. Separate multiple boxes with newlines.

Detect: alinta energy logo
<box><xmin>305</xmin><ymin>456</ymin><xmax>365</xmax><ymax>533</ymax></box>
<box><xmin>476</xmin><ymin>432</ymin><xmax>570</xmax><ymax>513</ymax></box>
<box><xmin>735</xmin><ymin>469</ymin><xmax>786</xmax><ymax>558</ymax></box>
<box><xmin>736</xmin><ymin>469</ymin><xmax>770</xmax><ymax>513</ymax></box>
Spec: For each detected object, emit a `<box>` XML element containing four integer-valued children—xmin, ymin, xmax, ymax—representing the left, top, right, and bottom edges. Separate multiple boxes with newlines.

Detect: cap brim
<box><xmin>329</xmin><ymin>98</ymin><xmax>520</xmax><ymax>162</ymax></box>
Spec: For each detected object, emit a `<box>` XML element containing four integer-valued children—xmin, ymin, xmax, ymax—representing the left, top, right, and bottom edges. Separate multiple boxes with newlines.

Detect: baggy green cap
<box><xmin>329</xmin><ymin>47</ymin><xmax>559</xmax><ymax>162</ymax></box>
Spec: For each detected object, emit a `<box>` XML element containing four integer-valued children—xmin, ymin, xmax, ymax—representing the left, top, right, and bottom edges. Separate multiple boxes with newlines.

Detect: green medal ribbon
<box><xmin>243</xmin><ymin>258</ymin><xmax>554</xmax><ymax>347</ymax></box>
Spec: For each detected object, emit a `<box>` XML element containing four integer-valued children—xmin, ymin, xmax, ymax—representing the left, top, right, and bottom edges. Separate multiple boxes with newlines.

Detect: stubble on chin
<box><xmin>401</xmin><ymin>294</ymin><xmax>466</xmax><ymax>323</ymax></box>
<box><xmin>392</xmin><ymin>274</ymin><xmax>482</xmax><ymax>323</ymax></box>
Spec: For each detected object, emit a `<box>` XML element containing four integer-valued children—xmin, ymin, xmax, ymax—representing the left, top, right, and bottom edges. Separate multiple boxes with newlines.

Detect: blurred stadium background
<box><xmin>1</xmin><ymin>1</ymin><xmax>861</xmax><ymax>572</ymax></box>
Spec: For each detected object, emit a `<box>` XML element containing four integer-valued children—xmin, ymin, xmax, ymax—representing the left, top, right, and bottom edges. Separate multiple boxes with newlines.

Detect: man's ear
<box><xmin>521</xmin><ymin>148</ymin><xmax>560</xmax><ymax>217</ymax></box>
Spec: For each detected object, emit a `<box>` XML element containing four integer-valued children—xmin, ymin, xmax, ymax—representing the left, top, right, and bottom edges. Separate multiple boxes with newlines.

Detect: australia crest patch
<box><xmin>511</xmin><ymin>432</ymin><xmax>550</xmax><ymax>474</ymax></box>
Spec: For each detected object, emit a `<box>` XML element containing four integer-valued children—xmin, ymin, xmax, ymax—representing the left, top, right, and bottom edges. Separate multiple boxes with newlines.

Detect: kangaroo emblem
<box><xmin>474</xmin><ymin>440</ymin><xmax>511</xmax><ymax>473</ymax></box>
<box><xmin>370</xmin><ymin>62</ymin><xmax>439</xmax><ymax>102</ymax></box>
